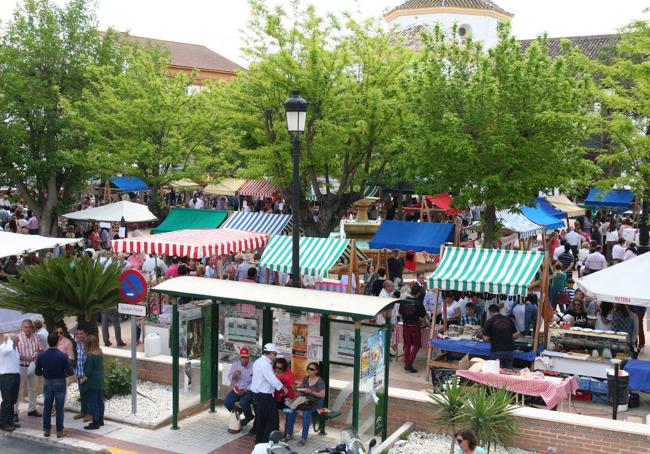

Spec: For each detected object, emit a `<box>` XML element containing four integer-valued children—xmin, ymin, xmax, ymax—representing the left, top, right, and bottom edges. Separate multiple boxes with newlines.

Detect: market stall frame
<box><xmin>152</xmin><ymin>276</ymin><xmax>396</xmax><ymax>440</ymax></box>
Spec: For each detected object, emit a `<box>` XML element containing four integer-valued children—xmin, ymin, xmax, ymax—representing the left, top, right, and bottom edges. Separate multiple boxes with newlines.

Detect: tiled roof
<box><xmin>395</xmin><ymin>27</ymin><xmax>621</xmax><ymax>60</ymax></box>
<box><xmin>387</xmin><ymin>0</ymin><xmax>513</xmax><ymax>17</ymax></box>
<box><xmin>118</xmin><ymin>34</ymin><xmax>244</xmax><ymax>74</ymax></box>
<box><xmin>519</xmin><ymin>34</ymin><xmax>621</xmax><ymax>60</ymax></box>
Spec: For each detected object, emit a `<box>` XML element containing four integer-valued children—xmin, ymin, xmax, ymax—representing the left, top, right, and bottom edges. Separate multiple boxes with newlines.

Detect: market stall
<box><xmin>544</xmin><ymin>194</ymin><xmax>585</xmax><ymax>218</ymax></box>
<box><xmin>152</xmin><ymin>276</ymin><xmax>397</xmax><ymax>442</ymax></box>
<box><xmin>532</xmin><ymin>197</ymin><xmax>567</xmax><ymax>219</ymax></box>
<box><xmin>203</xmin><ymin>178</ymin><xmax>247</xmax><ymax>196</ymax></box>
<box><xmin>402</xmin><ymin>193</ymin><xmax>463</xmax><ymax>221</ymax></box>
<box><xmin>521</xmin><ymin>205</ymin><xmax>565</xmax><ymax>231</ymax></box>
<box><xmin>496</xmin><ymin>209</ymin><xmax>543</xmax><ymax>246</ymax></box>
<box><xmin>169</xmin><ymin>179</ymin><xmax>203</xmax><ymax>192</ymax></box>
<box><xmin>221</xmin><ymin>211</ymin><xmax>296</xmax><ymax>235</ymax></box>
<box><xmin>151</xmin><ymin>207</ymin><xmax>228</xmax><ymax>234</ymax></box>
<box><xmin>258</xmin><ymin>235</ymin><xmax>368</xmax><ymax>293</ymax></box>
<box><xmin>237</xmin><ymin>179</ymin><xmax>281</xmax><ymax>198</ymax></box>
<box><xmin>63</xmin><ymin>200</ymin><xmax>158</xmax><ymax>224</ymax></box>
<box><xmin>111</xmin><ymin>228</ymin><xmax>269</xmax><ymax>259</ymax></box>
<box><xmin>426</xmin><ymin>247</ymin><xmax>547</xmax><ymax>371</ymax></box>
<box><xmin>368</xmin><ymin>220</ymin><xmax>455</xmax><ymax>255</ymax></box>
<box><xmin>584</xmin><ymin>188</ymin><xmax>635</xmax><ymax>209</ymax></box>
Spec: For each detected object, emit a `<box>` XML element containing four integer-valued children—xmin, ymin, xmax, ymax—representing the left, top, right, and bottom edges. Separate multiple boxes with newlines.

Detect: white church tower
<box><xmin>384</xmin><ymin>0</ymin><xmax>513</xmax><ymax>49</ymax></box>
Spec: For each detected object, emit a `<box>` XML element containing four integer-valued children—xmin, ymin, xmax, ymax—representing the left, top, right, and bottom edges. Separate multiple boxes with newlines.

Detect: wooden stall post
<box><xmin>426</xmin><ymin>288</ymin><xmax>440</xmax><ymax>381</ymax></box>
<box><xmin>442</xmin><ymin>297</ymin><xmax>449</xmax><ymax>331</ymax></box>
<box><xmin>347</xmin><ymin>240</ymin><xmax>357</xmax><ymax>294</ymax></box>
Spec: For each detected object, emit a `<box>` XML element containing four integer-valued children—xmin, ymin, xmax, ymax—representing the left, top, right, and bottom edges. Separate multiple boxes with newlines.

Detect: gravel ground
<box><xmin>63</xmin><ymin>380</ymin><xmax>175</xmax><ymax>425</ymax></box>
<box><xmin>389</xmin><ymin>432</ymin><xmax>539</xmax><ymax>454</ymax></box>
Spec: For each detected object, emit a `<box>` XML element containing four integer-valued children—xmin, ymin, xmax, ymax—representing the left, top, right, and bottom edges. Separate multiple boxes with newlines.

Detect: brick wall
<box><xmin>105</xmin><ymin>353</ymin><xmax>180</xmax><ymax>385</ymax></box>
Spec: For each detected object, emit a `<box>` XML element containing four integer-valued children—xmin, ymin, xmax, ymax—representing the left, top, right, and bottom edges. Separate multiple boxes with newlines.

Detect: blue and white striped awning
<box><xmin>496</xmin><ymin>210</ymin><xmax>543</xmax><ymax>239</ymax></box>
<box><xmin>221</xmin><ymin>212</ymin><xmax>294</xmax><ymax>235</ymax></box>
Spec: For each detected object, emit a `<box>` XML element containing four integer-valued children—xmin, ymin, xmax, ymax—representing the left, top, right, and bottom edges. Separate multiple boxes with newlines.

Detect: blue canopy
<box><xmin>368</xmin><ymin>221</ymin><xmax>454</xmax><ymax>254</ymax></box>
<box><xmin>533</xmin><ymin>197</ymin><xmax>566</xmax><ymax>218</ymax></box>
<box><xmin>585</xmin><ymin>188</ymin><xmax>635</xmax><ymax>208</ymax></box>
<box><xmin>110</xmin><ymin>176</ymin><xmax>150</xmax><ymax>192</ymax></box>
<box><xmin>521</xmin><ymin>205</ymin><xmax>565</xmax><ymax>230</ymax></box>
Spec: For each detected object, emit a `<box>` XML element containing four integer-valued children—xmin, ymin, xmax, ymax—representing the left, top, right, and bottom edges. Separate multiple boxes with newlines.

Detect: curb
<box><xmin>6</xmin><ymin>429</ymin><xmax>111</xmax><ymax>453</ymax></box>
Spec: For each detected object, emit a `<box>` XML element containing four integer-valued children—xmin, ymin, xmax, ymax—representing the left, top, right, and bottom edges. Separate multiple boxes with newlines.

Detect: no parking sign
<box><xmin>118</xmin><ymin>269</ymin><xmax>147</xmax><ymax>316</ymax></box>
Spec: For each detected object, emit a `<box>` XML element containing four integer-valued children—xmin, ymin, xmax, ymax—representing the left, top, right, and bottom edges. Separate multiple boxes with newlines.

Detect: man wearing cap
<box><xmin>224</xmin><ymin>347</ymin><xmax>255</xmax><ymax>427</ymax></box>
<box><xmin>250</xmin><ymin>343</ymin><xmax>287</xmax><ymax>444</ymax></box>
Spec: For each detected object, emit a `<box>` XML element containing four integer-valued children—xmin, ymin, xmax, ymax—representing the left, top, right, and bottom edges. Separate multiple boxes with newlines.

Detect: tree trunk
<box><xmin>483</xmin><ymin>204</ymin><xmax>497</xmax><ymax>248</ymax></box>
<box><xmin>147</xmin><ymin>183</ymin><xmax>168</xmax><ymax>220</ymax></box>
<box><xmin>76</xmin><ymin>314</ymin><xmax>100</xmax><ymax>337</ymax></box>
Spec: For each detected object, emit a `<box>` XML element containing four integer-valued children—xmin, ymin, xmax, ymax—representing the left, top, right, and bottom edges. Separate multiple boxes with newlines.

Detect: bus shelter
<box><xmin>152</xmin><ymin>277</ymin><xmax>397</xmax><ymax>440</ymax></box>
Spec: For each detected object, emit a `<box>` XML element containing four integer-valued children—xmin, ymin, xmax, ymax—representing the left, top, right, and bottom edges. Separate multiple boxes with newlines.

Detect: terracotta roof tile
<box><xmin>519</xmin><ymin>34</ymin><xmax>621</xmax><ymax>60</ymax></box>
<box><xmin>119</xmin><ymin>34</ymin><xmax>245</xmax><ymax>74</ymax></box>
<box><xmin>388</xmin><ymin>0</ymin><xmax>513</xmax><ymax>17</ymax></box>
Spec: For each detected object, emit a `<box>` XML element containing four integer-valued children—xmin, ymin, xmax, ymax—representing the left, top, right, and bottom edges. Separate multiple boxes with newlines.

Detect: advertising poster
<box><xmin>338</xmin><ymin>329</ymin><xmax>356</xmax><ymax>358</ymax></box>
<box><xmin>307</xmin><ymin>335</ymin><xmax>323</xmax><ymax>362</ymax></box>
<box><xmin>291</xmin><ymin>322</ymin><xmax>309</xmax><ymax>381</ymax></box>
<box><xmin>225</xmin><ymin>317</ymin><xmax>258</xmax><ymax>344</ymax></box>
<box><xmin>367</xmin><ymin>330</ymin><xmax>385</xmax><ymax>389</ymax></box>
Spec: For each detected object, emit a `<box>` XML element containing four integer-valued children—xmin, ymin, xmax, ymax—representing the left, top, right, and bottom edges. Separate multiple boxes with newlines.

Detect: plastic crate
<box><xmin>590</xmin><ymin>379</ymin><xmax>608</xmax><ymax>394</ymax></box>
<box><xmin>592</xmin><ymin>393</ymin><xmax>608</xmax><ymax>404</ymax></box>
<box><xmin>576</xmin><ymin>376</ymin><xmax>591</xmax><ymax>391</ymax></box>
<box><xmin>574</xmin><ymin>390</ymin><xmax>592</xmax><ymax>401</ymax></box>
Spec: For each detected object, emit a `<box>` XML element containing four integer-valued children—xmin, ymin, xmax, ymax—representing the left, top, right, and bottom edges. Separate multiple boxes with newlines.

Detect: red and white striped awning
<box><xmin>238</xmin><ymin>179</ymin><xmax>280</xmax><ymax>197</ymax></box>
<box><xmin>111</xmin><ymin>228</ymin><xmax>269</xmax><ymax>259</ymax></box>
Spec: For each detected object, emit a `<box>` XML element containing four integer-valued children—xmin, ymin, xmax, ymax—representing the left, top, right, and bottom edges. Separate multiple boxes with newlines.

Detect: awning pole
<box><xmin>171</xmin><ymin>298</ymin><xmax>179</xmax><ymax>430</ymax></box>
<box><xmin>426</xmin><ymin>288</ymin><xmax>440</xmax><ymax>381</ymax></box>
<box><xmin>262</xmin><ymin>307</ymin><xmax>273</xmax><ymax>346</ymax></box>
<box><xmin>352</xmin><ymin>320</ymin><xmax>362</xmax><ymax>434</ymax></box>
<box><xmin>319</xmin><ymin>315</ymin><xmax>331</xmax><ymax>435</ymax></box>
<box><xmin>382</xmin><ymin>311</ymin><xmax>392</xmax><ymax>441</ymax></box>
<box><xmin>210</xmin><ymin>300</ymin><xmax>219</xmax><ymax>412</ymax></box>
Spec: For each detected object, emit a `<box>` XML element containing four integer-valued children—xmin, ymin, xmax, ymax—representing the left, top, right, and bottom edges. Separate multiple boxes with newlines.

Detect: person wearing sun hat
<box><xmin>224</xmin><ymin>347</ymin><xmax>255</xmax><ymax>427</ymax></box>
<box><xmin>250</xmin><ymin>343</ymin><xmax>287</xmax><ymax>444</ymax></box>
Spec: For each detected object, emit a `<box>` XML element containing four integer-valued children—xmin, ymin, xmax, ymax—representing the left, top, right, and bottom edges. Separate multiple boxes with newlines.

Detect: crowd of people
<box><xmin>0</xmin><ymin>319</ymin><xmax>104</xmax><ymax>436</ymax></box>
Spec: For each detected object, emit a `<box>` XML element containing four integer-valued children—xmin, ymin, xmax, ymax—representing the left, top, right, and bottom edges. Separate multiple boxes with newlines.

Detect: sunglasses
<box><xmin>274</xmin><ymin>367</ymin><xmax>285</xmax><ymax>372</ymax></box>
<box><xmin>456</xmin><ymin>438</ymin><xmax>464</xmax><ymax>444</ymax></box>
<box><xmin>307</xmin><ymin>367</ymin><xmax>317</xmax><ymax>372</ymax></box>
<box><xmin>56</xmin><ymin>331</ymin><xmax>64</xmax><ymax>335</ymax></box>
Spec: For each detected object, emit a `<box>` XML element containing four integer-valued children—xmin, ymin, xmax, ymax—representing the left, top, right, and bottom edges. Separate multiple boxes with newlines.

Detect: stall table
<box><xmin>623</xmin><ymin>359</ymin><xmax>650</xmax><ymax>391</ymax></box>
<box><xmin>429</xmin><ymin>338</ymin><xmax>539</xmax><ymax>363</ymax></box>
<box><xmin>456</xmin><ymin>370</ymin><xmax>577</xmax><ymax>410</ymax></box>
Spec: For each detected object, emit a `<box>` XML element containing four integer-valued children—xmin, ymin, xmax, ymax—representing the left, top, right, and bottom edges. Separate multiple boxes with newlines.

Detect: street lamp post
<box><xmin>284</xmin><ymin>90</ymin><xmax>308</xmax><ymax>288</ymax></box>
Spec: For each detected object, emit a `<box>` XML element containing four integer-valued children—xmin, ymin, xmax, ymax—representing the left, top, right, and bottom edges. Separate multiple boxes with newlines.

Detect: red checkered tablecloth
<box><xmin>390</xmin><ymin>324</ymin><xmax>431</xmax><ymax>350</ymax></box>
<box><xmin>456</xmin><ymin>370</ymin><xmax>577</xmax><ymax>409</ymax></box>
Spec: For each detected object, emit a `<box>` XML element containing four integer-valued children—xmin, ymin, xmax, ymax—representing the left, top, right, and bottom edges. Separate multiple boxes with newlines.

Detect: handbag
<box><xmin>227</xmin><ymin>409</ymin><xmax>241</xmax><ymax>434</ymax></box>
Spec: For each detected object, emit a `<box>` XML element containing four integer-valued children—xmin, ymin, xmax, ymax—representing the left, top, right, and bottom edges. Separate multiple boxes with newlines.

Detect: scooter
<box><xmin>316</xmin><ymin>430</ymin><xmax>377</xmax><ymax>454</ymax></box>
<box><xmin>251</xmin><ymin>430</ymin><xmax>297</xmax><ymax>454</ymax></box>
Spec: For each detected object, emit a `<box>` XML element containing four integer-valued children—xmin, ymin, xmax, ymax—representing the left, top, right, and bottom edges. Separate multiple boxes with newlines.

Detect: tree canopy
<box><xmin>405</xmin><ymin>24</ymin><xmax>599</xmax><ymax>245</ymax></box>
<box><xmin>0</xmin><ymin>0</ymin><xmax>122</xmax><ymax>235</ymax></box>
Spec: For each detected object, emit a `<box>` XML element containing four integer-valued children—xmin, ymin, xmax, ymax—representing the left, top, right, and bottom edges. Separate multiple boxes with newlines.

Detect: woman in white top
<box><xmin>605</xmin><ymin>223</ymin><xmax>619</xmax><ymax>263</ymax></box>
<box><xmin>624</xmin><ymin>243</ymin><xmax>638</xmax><ymax>261</ymax></box>
<box><xmin>577</xmin><ymin>241</ymin><xmax>590</xmax><ymax>269</ymax></box>
<box><xmin>595</xmin><ymin>301</ymin><xmax>614</xmax><ymax>331</ymax></box>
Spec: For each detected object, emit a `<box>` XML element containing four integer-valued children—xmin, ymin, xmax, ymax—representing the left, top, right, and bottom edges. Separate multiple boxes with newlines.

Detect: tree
<box><xmin>67</xmin><ymin>39</ymin><xmax>236</xmax><ymax>217</ymax></box>
<box><xmin>220</xmin><ymin>0</ymin><xmax>412</xmax><ymax>236</ymax></box>
<box><xmin>0</xmin><ymin>0</ymin><xmax>122</xmax><ymax>236</ymax></box>
<box><xmin>0</xmin><ymin>256</ymin><xmax>123</xmax><ymax>335</ymax></box>
<box><xmin>598</xmin><ymin>19</ymin><xmax>650</xmax><ymax>224</ymax></box>
<box><xmin>405</xmin><ymin>24</ymin><xmax>599</xmax><ymax>246</ymax></box>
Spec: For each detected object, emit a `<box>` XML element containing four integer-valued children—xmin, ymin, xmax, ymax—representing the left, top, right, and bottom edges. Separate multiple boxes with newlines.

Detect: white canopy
<box><xmin>577</xmin><ymin>252</ymin><xmax>650</xmax><ymax>307</ymax></box>
<box><xmin>63</xmin><ymin>201</ymin><xmax>157</xmax><ymax>223</ymax></box>
<box><xmin>153</xmin><ymin>276</ymin><xmax>397</xmax><ymax>320</ymax></box>
<box><xmin>0</xmin><ymin>232</ymin><xmax>80</xmax><ymax>258</ymax></box>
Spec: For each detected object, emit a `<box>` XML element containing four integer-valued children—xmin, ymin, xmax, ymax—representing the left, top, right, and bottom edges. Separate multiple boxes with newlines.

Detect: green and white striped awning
<box><xmin>259</xmin><ymin>235</ymin><xmax>367</xmax><ymax>277</ymax></box>
<box><xmin>428</xmin><ymin>247</ymin><xmax>545</xmax><ymax>296</ymax></box>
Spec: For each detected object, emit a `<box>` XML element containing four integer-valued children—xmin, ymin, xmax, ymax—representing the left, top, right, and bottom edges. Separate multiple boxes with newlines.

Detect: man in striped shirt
<box><xmin>15</xmin><ymin>319</ymin><xmax>43</xmax><ymax>418</ymax></box>
<box><xmin>72</xmin><ymin>324</ymin><xmax>90</xmax><ymax>422</ymax></box>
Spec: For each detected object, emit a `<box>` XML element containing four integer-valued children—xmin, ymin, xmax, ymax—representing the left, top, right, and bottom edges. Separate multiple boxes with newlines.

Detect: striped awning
<box><xmin>259</xmin><ymin>235</ymin><xmax>365</xmax><ymax>277</ymax></box>
<box><xmin>203</xmin><ymin>178</ymin><xmax>247</xmax><ymax>196</ymax></box>
<box><xmin>238</xmin><ymin>180</ymin><xmax>280</xmax><ymax>197</ymax></box>
<box><xmin>221</xmin><ymin>212</ymin><xmax>294</xmax><ymax>235</ymax></box>
<box><xmin>111</xmin><ymin>228</ymin><xmax>269</xmax><ymax>259</ymax></box>
<box><xmin>496</xmin><ymin>210</ymin><xmax>543</xmax><ymax>239</ymax></box>
<box><xmin>428</xmin><ymin>247</ymin><xmax>545</xmax><ymax>296</ymax></box>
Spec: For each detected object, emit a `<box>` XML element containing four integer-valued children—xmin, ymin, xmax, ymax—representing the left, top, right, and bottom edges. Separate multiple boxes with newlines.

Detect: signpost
<box><xmin>118</xmin><ymin>269</ymin><xmax>148</xmax><ymax>415</ymax></box>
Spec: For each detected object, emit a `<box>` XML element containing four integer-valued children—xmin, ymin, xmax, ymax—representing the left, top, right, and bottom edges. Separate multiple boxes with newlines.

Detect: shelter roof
<box><xmin>428</xmin><ymin>247</ymin><xmax>545</xmax><ymax>296</ymax></box>
<box><xmin>63</xmin><ymin>201</ymin><xmax>158</xmax><ymax>223</ymax></box>
<box><xmin>109</xmin><ymin>176</ymin><xmax>150</xmax><ymax>192</ymax></box>
<box><xmin>152</xmin><ymin>276</ymin><xmax>396</xmax><ymax>319</ymax></box>
<box><xmin>521</xmin><ymin>205</ymin><xmax>565</xmax><ymax>231</ymax></box>
<box><xmin>368</xmin><ymin>220</ymin><xmax>454</xmax><ymax>254</ymax></box>
<box><xmin>496</xmin><ymin>210</ymin><xmax>543</xmax><ymax>238</ymax></box>
<box><xmin>151</xmin><ymin>208</ymin><xmax>227</xmax><ymax>234</ymax></box>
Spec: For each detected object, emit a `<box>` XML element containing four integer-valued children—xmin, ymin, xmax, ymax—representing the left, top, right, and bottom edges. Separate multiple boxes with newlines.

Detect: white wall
<box><xmin>390</xmin><ymin>13</ymin><xmax>500</xmax><ymax>49</ymax></box>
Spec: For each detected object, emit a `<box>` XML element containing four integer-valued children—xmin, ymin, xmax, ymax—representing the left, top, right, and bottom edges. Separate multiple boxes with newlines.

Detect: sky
<box><xmin>0</xmin><ymin>0</ymin><xmax>648</xmax><ymax>66</ymax></box>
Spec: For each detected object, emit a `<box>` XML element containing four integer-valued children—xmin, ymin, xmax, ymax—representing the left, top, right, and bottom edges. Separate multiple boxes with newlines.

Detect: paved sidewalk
<box><xmin>10</xmin><ymin>406</ymin><xmax>343</xmax><ymax>454</ymax></box>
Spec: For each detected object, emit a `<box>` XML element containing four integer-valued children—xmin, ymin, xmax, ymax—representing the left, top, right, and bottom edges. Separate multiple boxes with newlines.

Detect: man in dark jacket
<box><xmin>371</xmin><ymin>268</ymin><xmax>387</xmax><ymax>296</ymax></box>
<box><xmin>35</xmin><ymin>334</ymin><xmax>74</xmax><ymax>438</ymax></box>
<box><xmin>387</xmin><ymin>250</ymin><xmax>404</xmax><ymax>282</ymax></box>
<box><xmin>399</xmin><ymin>297</ymin><xmax>426</xmax><ymax>373</ymax></box>
<box><xmin>482</xmin><ymin>304</ymin><xmax>519</xmax><ymax>369</ymax></box>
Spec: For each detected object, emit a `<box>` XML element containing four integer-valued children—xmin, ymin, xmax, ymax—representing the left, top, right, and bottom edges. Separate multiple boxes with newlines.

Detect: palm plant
<box><xmin>427</xmin><ymin>376</ymin><xmax>466</xmax><ymax>454</ymax></box>
<box><xmin>457</xmin><ymin>386</ymin><xmax>518</xmax><ymax>453</ymax></box>
<box><xmin>0</xmin><ymin>256</ymin><xmax>123</xmax><ymax>334</ymax></box>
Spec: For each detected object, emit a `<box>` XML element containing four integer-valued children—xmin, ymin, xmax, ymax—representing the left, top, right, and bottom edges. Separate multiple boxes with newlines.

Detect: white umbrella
<box><xmin>63</xmin><ymin>201</ymin><xmax>157</xmax><ymax>223</ymax></box>
<box><xmin>0</xmin><ymin>231</ymin><xmax>81</xmax><ymax>259</ymax></box>
<box><xmin>577</xmin><ymin>252</ymin><xmax>650</xmax><ymax>307</ymax></box>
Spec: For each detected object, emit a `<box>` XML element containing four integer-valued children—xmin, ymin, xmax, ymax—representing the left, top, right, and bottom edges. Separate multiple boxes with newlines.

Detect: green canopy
<box><xmin>259</xmin><ymin>235</ymin><xmax>365</xmax><ymax>277</ymax></box>
<box><xmin>428</xmin><ymin>247</ymin><xmax>545</xmax><ymax>296</ymax></box>
<box><xmin>152</xmin><ymin>207</ymin><xmax>228</xmax><ymax>234</ymax></box>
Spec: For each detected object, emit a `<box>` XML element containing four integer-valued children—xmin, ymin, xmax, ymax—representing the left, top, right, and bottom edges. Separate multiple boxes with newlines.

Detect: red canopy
<box><xmin>403</xmin><ymin>193</ymin><xmax>463</xmax><ymax>215</ymax></box>
<box><xmin>238</xmin><ymin>180</ymin><xmax>280</xmax><ymax>197</ymax></box>
<box><xmin>111</xmin><ymin>228</ymin><xmax>269</xmax><ymax>259</ymax></box>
